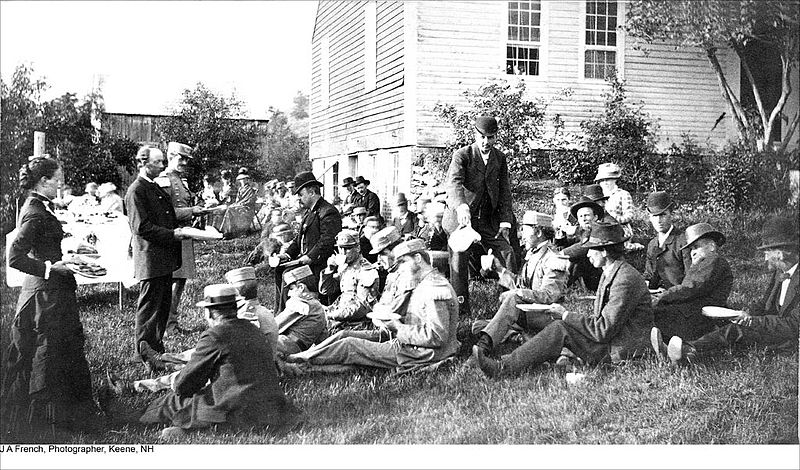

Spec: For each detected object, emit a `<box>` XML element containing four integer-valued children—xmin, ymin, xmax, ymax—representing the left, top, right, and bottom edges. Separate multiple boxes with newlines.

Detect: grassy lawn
<box><xmin>0</xmin><ymin>183</ymin><xmax>797</xmax><ymax>448</ymax></box>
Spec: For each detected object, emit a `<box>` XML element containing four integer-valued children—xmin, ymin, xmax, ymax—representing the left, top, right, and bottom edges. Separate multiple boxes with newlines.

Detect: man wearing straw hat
<box><xmin>643</xmin><ymin>191</ymin><xmax>691</xmax><ymax>290</ymax></box>
<box><xmin>472</xmin><ymin>211</ymin><xmax>570</xmax><ymax>356</ymax></box>
<box><xmin>659</xmin><ymin>216</ymin><xmax>799</xmax><ymax>366</ymax></box>
<box><xmin>157</xmin><ymin>142</ymin><xmax>205</xmax><ymax>336</ymax></box>
<box><xmin>445</xmin><ymin>115</ymin><xmax>516</xmax><ymax>315</ymax></box>
<box><xmin>473</xmin><ymin>222</ymin><xmax>653</xmax><ymax>377</ymax></box>
<box><xmin>100</xmin><ymin>283</ymin><xmax>304</xmax><ymax>438</ymax></box>
<box><xmin>286</xmin><ymin>239</ymin><xmax>460</xmax><ymax>372</ymax></box>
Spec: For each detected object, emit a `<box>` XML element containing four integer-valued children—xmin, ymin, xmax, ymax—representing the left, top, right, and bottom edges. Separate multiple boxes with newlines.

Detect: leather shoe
<box><xmin>473</xmin><ymin>345</ymin><xmax>502</xmax><ymax>378</ymax></box>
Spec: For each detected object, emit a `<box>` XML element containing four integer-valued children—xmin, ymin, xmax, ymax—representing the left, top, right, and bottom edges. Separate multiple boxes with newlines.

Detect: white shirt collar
<box><xmin>140</xmin><ymin>173</ymin><xmax>154</xmax><ymax>183</ymax></box>
<box><xmin>657</xmin><ymin>225</ymin><xmax>674</xmax><ymax>247</ymax></box>
<box><xmin>786</xmin><ymin>264</ymin><xmax>798</xmax><ymax>278</ymax></box>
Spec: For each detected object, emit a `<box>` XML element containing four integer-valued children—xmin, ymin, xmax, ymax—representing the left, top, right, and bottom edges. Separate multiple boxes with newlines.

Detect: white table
<box><xmin>5</xmin><ymin>214</ymin><xmax>135</xmax><ymax>309</ymax></box>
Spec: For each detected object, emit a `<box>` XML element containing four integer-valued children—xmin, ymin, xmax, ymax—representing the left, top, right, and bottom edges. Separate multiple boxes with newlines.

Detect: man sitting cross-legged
<box><xmin>322</xmin><ymin>229</ymin><xmax>380</xmax><ymax>330</ymax></box>
<box><xmin>472</xmin><ymin>211</ymin><xmax>569</xmax><ymax>354</ymax></box>
<box><xmin>286</xmin><ymin>239</ymin><xmax>460</xmax><ymax>373</ymax></box>
<box><xmin>650</xmin><ymin>223</ymin><xmax>733</xmax><ymax>342</ymax></box>
<box><xmin>99</xmin><ymin>284</ymin><xmax>304</xmax><ymax>439</ymax></box>
<box><xmin>656</xmin><ymin>216</ymin><xmax>798</xmax><ymax>366</ymax></box>
<box><xmin>472</xmin><ymin>222</ymin><xmax>653</xmax><ymax>378</ymax></box>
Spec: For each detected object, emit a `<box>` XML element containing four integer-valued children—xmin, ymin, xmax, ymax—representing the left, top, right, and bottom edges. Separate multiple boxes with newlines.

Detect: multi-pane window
<box><xmin>584</xmin><ymin>0</ymin><xmax>618</xmax><ymax>79</ymax></box>
<box><xmin>506</xmin><ymin>1</ymin><xmax>541</xmax><ymax>76</ymax></box>
<box><xmin>391</xmin><ymin>152</ymin><xmax>400</xmax><ymax>196</ymax></box>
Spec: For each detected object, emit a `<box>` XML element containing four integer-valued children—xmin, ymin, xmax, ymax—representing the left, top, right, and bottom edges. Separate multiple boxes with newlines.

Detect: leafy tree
<box><xmin>625</xmin><ymin>0</ymin><xmax>799</xmax><ymax>154</ymax></box>
<box><xmin>1</xmin><ymin>64</ymin><xmax>137</xmax><ymax>233</ymax></box>
<box><xmin>158</xmin><ymin>83</ymin><xmax>262</xmax><ymax>189</ymax></box>
<box><xmin>261</xmin><ymin>108</ymin><xmax>310</xmax><ymax>180</ymax></box>
<box><xmin>434</xmin><ymin>78</ymin><xmax>568</xmax><ymax>180</ymax></box>
<box><xmin>291</xmin><ymin>91</ymin><xmax>309</xmax><ymax>120</ymax></box>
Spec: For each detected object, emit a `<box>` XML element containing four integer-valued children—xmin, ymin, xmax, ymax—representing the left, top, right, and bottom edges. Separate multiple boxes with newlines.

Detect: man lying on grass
<box><xmin>99</xmin><ymin>284</ymin><xmax>304</xmax><ymax>439</ymax></box>
<box><xmin>285</xmin><ymin>239</ymin><xmax>460</xmax><ymax>373</ymax></box>
<box><xmin>472</xmin><ymin>222</ymin><xmax>653</xmax><ymax>378</ymax></box>
<box><xmin>655</xmin><ymin>216</ymin><xmax>799</xmax><ymax>366</ymax></box>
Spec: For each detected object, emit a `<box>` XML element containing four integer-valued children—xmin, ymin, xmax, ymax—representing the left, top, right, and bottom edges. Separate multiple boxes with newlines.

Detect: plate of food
<box><xmin>701</xmin><ymin>306</ymin><xmax>742</xmax><ymax>318</ymax></box>
<box><xmin>517</xmin><ymin>303</ymin><xmax>552</xmax><ymax>312</ymax></box>
<box><xmin>181</xmin><ymin>227</ymin><xmax>223</xmax><ymax>241</ymax></box>
<box><xmin>65</xmin><ymin>258</ymin><xmax>107</xmax><ymax>278</ymax></box>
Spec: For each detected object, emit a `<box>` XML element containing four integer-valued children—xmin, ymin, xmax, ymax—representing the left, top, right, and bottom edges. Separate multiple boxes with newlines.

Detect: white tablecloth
<box><xmin>5</xmin><ymin>215</ymin><xmax>136</xmax><ymax>288</ymax></box>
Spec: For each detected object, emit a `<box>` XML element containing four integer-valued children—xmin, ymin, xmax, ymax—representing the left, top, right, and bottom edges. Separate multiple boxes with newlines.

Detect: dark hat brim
<box><xmin>646</xmin><ymin>202</ymin><xmax>673</xmax><ymax>216</ymax></box>
<box><xmin>293</xmin><ymin>180</ymin><xmax>323</xmax><ymax>195</ymax></box>
<box><xmin>756</xmin><ymin>240</ymin><xmax>799</xmax><ymax>250</ymax></box>
<box><xmin>570</xmin><ymin>200</ymin><xmax>603</xmax><ymax>219</ymax></box>
<box><xmin>582</xmin><ymin>237</ymin><xmax>630</xmax><ymax>249</ymax></box>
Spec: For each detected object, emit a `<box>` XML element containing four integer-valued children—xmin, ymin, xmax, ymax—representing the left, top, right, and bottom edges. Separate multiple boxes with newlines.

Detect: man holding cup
<box><xmin>321</xmin><ymin>230</ymin><xmax>380</xmax><ymax>328</ymax></box>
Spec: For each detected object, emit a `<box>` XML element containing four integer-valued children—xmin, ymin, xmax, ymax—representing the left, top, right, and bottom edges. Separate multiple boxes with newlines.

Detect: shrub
<box><xmin>650</xmin><ymin>133</ymin><xmax>713</xmax><ymax>205</ymax></box>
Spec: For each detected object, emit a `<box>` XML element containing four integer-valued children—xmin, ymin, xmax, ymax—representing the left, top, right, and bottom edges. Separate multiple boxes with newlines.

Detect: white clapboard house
<box><xmin>309</xmin><ymin>0</ymin><xmax>798</xmax><ymax>206</ymax></box>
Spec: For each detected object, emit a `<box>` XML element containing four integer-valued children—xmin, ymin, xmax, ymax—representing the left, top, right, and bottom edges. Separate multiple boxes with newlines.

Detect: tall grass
<box><xmin>0</xmin><ymin>184</ymin><xmax>797</xmax><ymax>445</ymax></box>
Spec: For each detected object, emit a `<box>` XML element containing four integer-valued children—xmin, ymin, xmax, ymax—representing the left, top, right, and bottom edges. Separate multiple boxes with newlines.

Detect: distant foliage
<box><xmin>158</xmin><ymin>83</ymin><xmax>262</xmax><ymax>190</ymax></box>
<box><xmin>552</xmin><ymin>76</ymin><xmax>659</xmax><ymax>192</ymax></box>
<box><xmin>0</xmin><ymin>64</ymin><xmax>137</xmax><ymax>233</ymax></box>
<box><xmin>261</xmin><ymin>109</ymin><xmax>310</xmax><ymax>180</ymax></box>
<box><xmin>652</xmin><ymin>134</ymin><xmax>714</xmax><ymax>204</ymax></box>
<box><xmin>434</xmin><ymin>78</ymin><xmax>569</xmax><ymax>182</ymax></box>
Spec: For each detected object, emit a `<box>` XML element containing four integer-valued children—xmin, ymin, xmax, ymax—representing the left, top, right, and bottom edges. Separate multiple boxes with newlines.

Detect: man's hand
<box><xmin>548</xmin><ymin>303</ymin><xmax>567</xmax><ymax>320</ymax></box>
<box><xmin>383</xmin><ymin>318</ymin><xmax>400</xmax><ymax>333</ymax></box>
<box><xmin>173</xmin><ymin>228</ymin><xmax>189</xmax><ymax>240</ymax></box>
<box><xmin>298</xmin><ymin>255</ymin><xmax>313</xmax><ymax>266</ymax></box>
<box><xmin>326</xmin><ymin>254</ymin><xmax>337</xmax><ymax>268</ymax></box>
<box><xmin>190</xmin><ymin>205</ymin><xmax>206</xmax><ymax>216</ymax></box>
<box><xmin>733</xmin><ymin>311</ymin><xmax>752</xmax><ymax>327</ymax></box>
<box><xmin>50</xmin><ymin>260</ymin><xmax>72</xmax><ymax>276</ymax></box>
<box><xmin>497</xmin><ymin>226</ymin><xmax>510</xmax><ymax>242</ymax></box>
<box><xmin>456</xmin><ymin>203</ymin><xmax>471</xmax><ymax>228</ymax></box>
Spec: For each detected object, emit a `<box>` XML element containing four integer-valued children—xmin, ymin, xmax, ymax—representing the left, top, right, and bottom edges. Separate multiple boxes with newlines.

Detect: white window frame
<box><xmin>502</xmin><ymin>1</ymin><xmax>548</xmax><ymax>79</ymax></box>
<box><xmin>364</xmin><ymin>1</ymin><xmax>377</xmax><ymax>92</ymax></box>
<box><xmin>578</xmin><ymin>0</ymin><xmax>625</xmax><ymax>82</ymax></box>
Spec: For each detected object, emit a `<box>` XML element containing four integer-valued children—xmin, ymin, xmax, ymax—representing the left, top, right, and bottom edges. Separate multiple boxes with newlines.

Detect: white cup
<box><xmin>480</xmin><ymin>254</ymin><xmax>494</xmax><ymax>271</ymax></box>
<box><xmin>268</xmin><ymin>255</ymin><xmax>281</xmax><ymax>267</ymax></box>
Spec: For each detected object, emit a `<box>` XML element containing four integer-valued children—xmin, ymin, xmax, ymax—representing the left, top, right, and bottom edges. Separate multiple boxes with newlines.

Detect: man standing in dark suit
<box><xmin>125</xmin><ymin>146</ymin><xmax>188</xmax><ymax>372</ymax></box>
<box><xmin>352</xmin><ymin>175</ymin><xmax>381</xmax><ymax>217</ymax></box>
<box><xmin>644</xmin><ymin>191</ymin><xmax>691</xmax><ymax>290</ymax></box>
<box><xmin>445</xmin><ymin>115</ymin><xmax>516</xmax><ymax>314</ymax></box>
<box><xmin>659</xmin><ymin>216</ymin><xmax>799</xmax><ymax>365</ymax></box>
<box><xmin>275</xmin><ymin>171</ymin><xmax>342</xmax><ymax>310</ymax></box>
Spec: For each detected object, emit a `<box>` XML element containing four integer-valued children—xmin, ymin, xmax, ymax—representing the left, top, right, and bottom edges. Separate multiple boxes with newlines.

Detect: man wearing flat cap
<box><xmin>643</xmin><ymin>191</ymin><xmax>691</xmax><ymax>290</ymax></box>
<box><xmin>100</xmin><ymin>284</ymin><xmax>304</xmax><ymax>438</ymax></box>
<box><xmin>445</xmin><ymin>115</ymin><xmax>516</xmax><ymax>314</ymax></box>
<box><xmin>473</xmin><ymin>222</ymin><xmax>653</xmax><ymax>377</ymax></box>
<box><xmin>351</xmin><ymin>175</ymin><xmax>381</xmax><ymax>217</ymax></box>
<box><xmin>157</xmin><ymin>142</ymin><xmax>205</xmax><ymax>336</ymax></box>
<box><xmin>658</xmin><ymin>216</ymin><xmax>798</xmax><ymax>366</ymax></box>
<box><xmin>286</xmin><ymin>239</ymin><xmax>460</xmax><ymax>372</ymax></box>
<box><xmin>275</xmin><ymin>171</ymin><xmax>342</xmax><ymax>311</ymax></box>
<box><xmin>650</xmin><ymin>222</ymin><xmax>733</xmax><ymax>343</ymax></box>
<box><xmin>321</xmin><ymin>230</ymin><xmax>380</xmax><ymax>328</ymax></box>
<box><xmin>473</xmin><ymin>211</ymin><xmax>570</xmax><ymax>356</ymax></box>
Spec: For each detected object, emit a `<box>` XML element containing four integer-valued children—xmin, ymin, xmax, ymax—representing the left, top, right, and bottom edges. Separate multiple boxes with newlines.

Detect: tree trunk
<box><xmin>705</xmin><ymin>47</ymin><xmax>754</xmax><ymax>147</ymax></box>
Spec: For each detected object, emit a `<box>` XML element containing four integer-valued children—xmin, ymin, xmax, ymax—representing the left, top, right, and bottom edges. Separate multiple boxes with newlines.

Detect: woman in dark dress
<box><xmin>1</xmin><ymin>157</ymin><xmax>97</xmax><ymax>434</ymax></box>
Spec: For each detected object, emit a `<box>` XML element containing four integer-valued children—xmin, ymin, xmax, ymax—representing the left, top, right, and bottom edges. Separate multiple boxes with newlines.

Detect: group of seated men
<box><xmin>101</xmin><ymin>169</ymin><xmax>798</xmax><ymax>438</ymax></box>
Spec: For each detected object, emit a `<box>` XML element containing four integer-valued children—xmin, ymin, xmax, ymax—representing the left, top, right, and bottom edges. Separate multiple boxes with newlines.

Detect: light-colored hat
<box><xmin>283</xmin><ymin>265</ymin><xmax>313</xmax><ymax>285</ymax></box>
<box><xmin>520</xmin><ymin>211</ymin><xmax>553</xmax><ymax>227</ymax></box>
<box><xmin>195</xmin><ymin>284</ymin><xmax>238</xmax><ymax>307</ymax></box>
<box><xmin>424</xmin><ymin>202</ymin><xmax>445</xmax><ymax>217</ymax></box>
<box><xmin>336</xmin><ymin>229</ymin><xmax>360</xmax><ymax>248</ymax></box>
<box><xmin>270</xmin><ymin>223</ymin><xmax>294</xmax><ymax>239</ymax></box>
<box><xmin>681</xmin><ymin>223</ymin><xmax>726</xmax><ymax>250</ymax></box>
<box><xmin>98</xmin><ymin>182</ymin><xmax>117</xmax><ymax>195</ymax></box>
<box><xmin>370</xmin><ymin>226</ymin><xmax>402</xmax><ymax>254</ymax></box>
<box><xmin>224</xmin><ymin>267</ymin><xmax>256</xmax><ymax>284</ymax></box>
<box><xmin>167</xmin><ymin>142</ymin><xmax>193</xmax><ymax>159</ymax></box>
<box><xmin>352</xmin><ymin>206</ymin><xmax>368</xmax><ymax>216</ymax></box>
<box><xmin>392</xmin><ymin>238</ymin><xmax>428</xmax><ymax>259</ymax></box>
<box><xmin>594</xmin><ymin>162</ymin><xmax>621</xmax><ymax>181</ymax></box>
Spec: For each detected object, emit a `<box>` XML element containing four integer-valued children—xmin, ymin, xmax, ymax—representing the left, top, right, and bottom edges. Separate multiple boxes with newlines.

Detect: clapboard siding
<box><xmin>311</xmin><ymin>0</ymin><xmax>404</xmax><ymax>161</ymax></box>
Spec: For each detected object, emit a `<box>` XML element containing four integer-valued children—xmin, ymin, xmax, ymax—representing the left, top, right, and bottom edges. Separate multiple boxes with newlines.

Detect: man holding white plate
<box><xmin>660</xmin><ymin>216</ymin><xmax>798</xmax><ymax>365</ymax></box>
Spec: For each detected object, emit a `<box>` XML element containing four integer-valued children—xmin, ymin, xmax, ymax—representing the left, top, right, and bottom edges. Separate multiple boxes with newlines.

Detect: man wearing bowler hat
<box><xmin>472</xmin><ymin>211</ymin><xmax>570</xmax><ymax>355</ymax></box>
<box><xmin>445</xmin><ymin>115</ymin><xmax>516</xmax><ymax>314</ymax></box>
<box><xmin>352</xmin><ymin>175</ymin><xmax>381</xmax><ymax>217</ymax></box>
<box><xmin>157</xmin><ymin>142</ymin><xmax>205</xmax><ymax>336</ymax></box>
<box><xmin>286</xmin><ymin>239</ymin><xmax>460</xmax><ymax>373</ymax></box>
<box><xmin>650</xmin><ymin>222</ymin><xmax>733</xmax><ymax>343</ymax></box>
<box><xmin>275</xmin><ymin>171</ymin><xmax>341</xmax><ymax>311</ymax></box>
<box><xmin>473</xmin><ymin>222</ymin><xmax>653</xmax><ymax>377</ymax></box>
<box><xmin>657</xmin><ymin>216</ymin><xmax>798</xmax><ymax>366</ymax></box>
<box><xmin>643</xmin><ymin>191</ymin><xmax>691</xmax><ymax>290</ymax></box>
<box><xmin>392</xmin><ymin>192</ymin><xmax>418</xmax><ymax>237</ymax></box>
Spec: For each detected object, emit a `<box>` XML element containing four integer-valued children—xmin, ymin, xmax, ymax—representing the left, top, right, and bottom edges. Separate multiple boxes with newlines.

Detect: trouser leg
<box><xmin>690</xmin><ymin>323</ymin><xmax>789</xmax><ymax>353</ymax></box>
<box><xmin>482</xmin><ymin>234</ymin><xmax>517</xmax><ymax>274</ymax></box>
<box><xmin>482</xmin><ymin>293</ymin><xmax>522</xmax><ymax>348</ymax></box>
<box><xmin>449</xmin><ymin>246</ymin><xmax>470</xmax><ymax>315</ymax></box>
<box><xmin>501</xmin><ymin>321</ymin><xmax>573</xmax><ymax>374</ymax></box>
<box><xmin>136</xmin><ymin>275</ymin><xmax>172</xmax><ymax>360</ymax></box>
<box><xmin>167</xmin><ymin>278</ymin><xmax>187</xmax><ymax>330</ymax></box>
<box><xmin>297</xmin><ymin>337</ymin><xmax>398</xmax><ymax>368</ymax></box>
